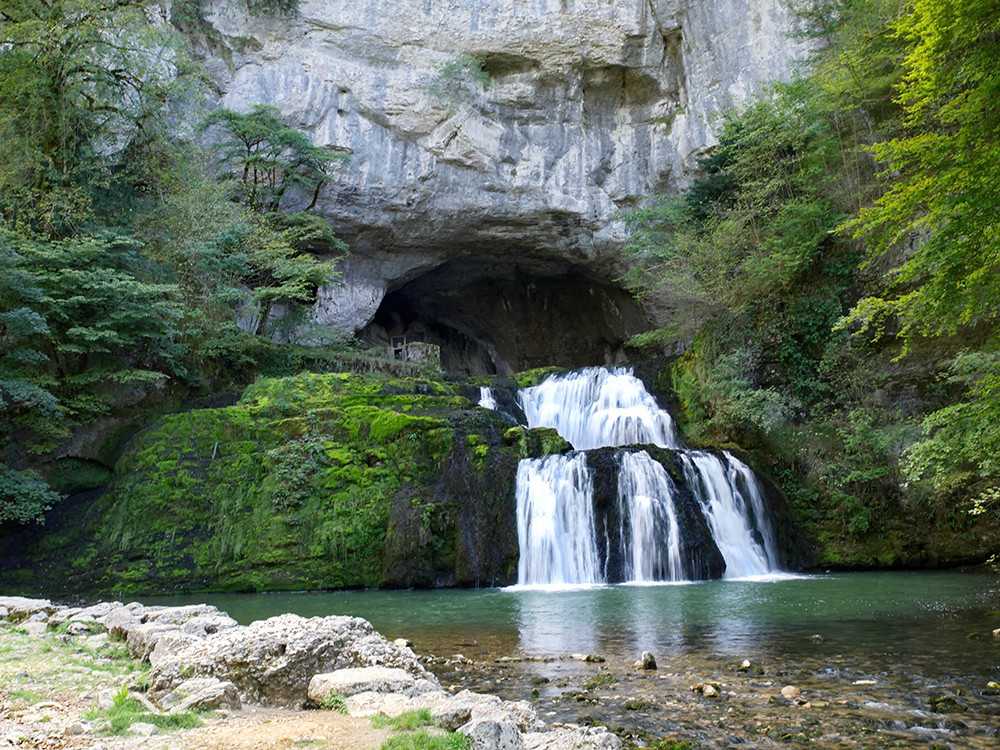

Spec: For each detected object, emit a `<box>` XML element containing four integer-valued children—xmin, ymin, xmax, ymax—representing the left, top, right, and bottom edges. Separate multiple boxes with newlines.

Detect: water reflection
<box><xmin>139</xmin><ymin>572</ymin><xmax>999</xmax><ymax>680</ymax></box>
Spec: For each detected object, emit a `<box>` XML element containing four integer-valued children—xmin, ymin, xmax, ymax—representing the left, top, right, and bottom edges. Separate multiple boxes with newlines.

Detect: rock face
<box><xmin>195</xmin><ymin>0</ymin><xmax>811</xmax><ymax>373</ymax></box>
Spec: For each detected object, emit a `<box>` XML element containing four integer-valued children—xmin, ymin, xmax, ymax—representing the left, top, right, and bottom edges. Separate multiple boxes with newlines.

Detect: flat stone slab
<box><xmin>308</xmin><ymin>666</ymin><xmax>416</xmax><ymax>702</ymax></box>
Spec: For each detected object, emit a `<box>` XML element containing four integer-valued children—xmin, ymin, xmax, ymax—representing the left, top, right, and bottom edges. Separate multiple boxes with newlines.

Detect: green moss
<box><xmin>2</xmin><ymin>370</ymin><xmax>516</xmax><ymax>595</ymax></box>
<box><xmin>512</xmin><ymin>366</ymin><xmax>566</xmax><ymax>388</ymax></box>
<box><xmin>502</xmin><ymin>426</ymin><xmax>571</xmax><ymax>458</ymax></box>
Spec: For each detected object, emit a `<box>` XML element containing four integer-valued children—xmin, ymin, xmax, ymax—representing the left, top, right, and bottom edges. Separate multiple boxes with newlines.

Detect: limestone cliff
<box><xmin>196</xmin><ymin>0</ymin><xmax>810</xmax><ymax>372</ymax></box>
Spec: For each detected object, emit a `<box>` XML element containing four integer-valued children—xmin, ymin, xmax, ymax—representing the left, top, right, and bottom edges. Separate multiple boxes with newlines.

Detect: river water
<box><xmin>144</xmin><ymin>571</ymin><xmax>1000</xmax><ymax>748</ymax></box>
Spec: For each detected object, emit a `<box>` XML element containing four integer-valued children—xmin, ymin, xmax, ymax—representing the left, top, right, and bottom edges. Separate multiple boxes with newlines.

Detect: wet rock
<box><xmin>640</xmin><ymin>651</ymin><xmax>657</xmax><ymax>670</ymax></box>
<box><xmin>394</xmin><ymin>638</ymin><xmax>414</xmax><ymax>648</ymax></box>
<box><xmin>781</xmin><ymin>685</ymin><xmax>802</xmax><ymax>701</ymax></box>
<box><xmin>148</xmin><ymin>613</ymin><xmax>436</xmax><ymax>708</ymax></box>
<box><xmin>993</xmin><ymin>628</ymin><xmax>1000</xmax><ymax>637</ymax></box>
<box><xmin>159</xmin><ymin>677</ymin><xmax>241</xmax><ymax>713</ymax></box>
<box><xmin>571</xmin><ymin>653</ymin><xmax>605</xmax><ymax>663</ymax></box>
<box><xmin>737</xmin><ymin>659</ymin><xmax>752</xmax><ymax>672</ymax></box>
<box><xmin>308</xmin><ymin>666</ymin><xmax>417</xmax><ymax>701</ymax></box>
<box><xmin>702</xmin><ymin>685</ymin><xmax>720</xmax><ymax>698</ymax></box>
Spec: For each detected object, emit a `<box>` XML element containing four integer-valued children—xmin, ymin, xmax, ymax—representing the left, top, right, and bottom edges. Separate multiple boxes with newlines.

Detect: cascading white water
<box><xmin>479</xmin><ymin>367</ymin><xmax>782</xmax><ymax>585</ymax></box>
<box><xmin>617</xmin><ymin>451</ymin><xmax>684</xmax><ymax>582</ymax></box>
<box><xmin>477</xmin><ymin>387</ymin><xmax>498</xmax><ymax>411</ymax></box>
<box><xmin>519</xmin><ymin>368</ymin><xmax>677</xmax><ymax>450</ymax></box>
<box><xmin>516</xmin><ymin>453</ymin><xmax>602</xmax><ymax>586</ymax></box>
<box><xmin>680</xmin><ymin>451</ymin><xmax>780</xmax><ymax>578</ymax></box>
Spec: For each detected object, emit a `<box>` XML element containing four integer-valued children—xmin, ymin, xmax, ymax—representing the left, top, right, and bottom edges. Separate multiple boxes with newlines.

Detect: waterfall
<box><xmin>477</xmin><ymin>387</ymin><xmax>498</xmax><ymax>411</ymax></box>
<box><xmin>500</xmin><ymin>367</ymin><xmax>782</xmax><ymax>586</ymax></box>
<box><xmin>680</xmin><ymin>452</ymin><xmax>780</xmax><ymax>578</ymax></box>
<box><xmin>519</xmin><ymin>368</ymin><xmax>676</xmax><ymax>450</ymax></box>
<box><xmin>617</xmin><ymin>451</ymin><xmax>684</xmax><ymax>582</ymax></box>
<box><xmin>516</xmin><ymin>453</ymin><xmax>602</xmax><ymax>586</ymax></box>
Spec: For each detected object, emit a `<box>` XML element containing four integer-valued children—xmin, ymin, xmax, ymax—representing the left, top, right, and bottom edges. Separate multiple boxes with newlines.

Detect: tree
<box><xmin>0</xmin><ymin>0</ymin><xmax>194</xmax><ymax>236</ymax></box>
<box><xmin>202</xmin><ymin>105</ymin><xmax>344</xmax><ymax>213</ymax></box>
<box><xmin>843</xmin><ymin>0</ymin><xmax>1000</xmax><ymax>345</ymax></box>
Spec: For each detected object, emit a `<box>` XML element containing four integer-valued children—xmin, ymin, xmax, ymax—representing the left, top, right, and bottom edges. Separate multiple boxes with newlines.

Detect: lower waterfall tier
<box><xmin>516</xmin><ymin>446</ymin><xmax>780</xmax><ymax>586</ymax></box>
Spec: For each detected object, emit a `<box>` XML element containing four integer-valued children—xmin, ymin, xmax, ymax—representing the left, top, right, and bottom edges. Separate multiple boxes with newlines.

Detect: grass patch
<box><xmin>381</xmin><ymin>730</ymin><xmax>471</xmax><ymax>750</ymax></box>
<box><xmin>84</xmin><ymin>691</ymin><xmax>203</xmax><ymax>735</ymax></box>
<box><xmin>320</xmin><ymin>690</ymin><xmax>347</xmax><ymax>713</ymax></box>
<box><xmin>372</xmin><ymin>709</ymin><xmax>436</xmax><ymax>730</ymax></box>
<box><xmin>8</xmin><ymin>688</ymin><xmax>45</xmax><ymax>705</ymax></box>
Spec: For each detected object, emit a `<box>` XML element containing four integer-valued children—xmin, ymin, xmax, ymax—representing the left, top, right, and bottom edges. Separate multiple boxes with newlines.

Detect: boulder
<box><xmin>307</xmin><ymin>667</ymin><xmax>416</xmax><ymax>702</ymax></box>
<box><xmin>143</xmin><ymin>604</ymin><xmax>225</xmax><ymax>626</ymax></box>
<box><xmin>148</xmin><ymin>631</ymin><xmax>205</xmax><ymax>668</ymax></box>
<box><xmin>23</xmin><ymin>621</ymin><xmax>49</xmax><ymax>637</ymax></box>
<box><xmin>459</xmin><ymin>716</ymin><xmax>524</xmax><ymax>750</ymax></box>
<box><xmin>126</xmin><ymin>623</ymin><xmax>182</xmax><ymax>661</ymax></box>
<box><xmin>66</xmin><ymin>619</ymin><xmax>103</xmax><ymax>636</ymax></box>
<box><xmin>0</xmin><ymin>597</ymin><xmax>56</xmax><ymax>623</ymax></box>
<box><xmin>523</xmin><ymin>727</ymin><xmax>623</xmax><ymax>750</ymax></box>
<box><xmin>99</xmin><ymin>606</ymin><xmax>143</xmax><ymax>639</ymax></box>
<box><xmin>47</xmin><ymin>607</ymin><xmax>83</xmax><ymax>629</ymax></box>
<box><xmin>181</xmin><ymin>614</ymin><xmax>239</xmax><ymax>636</ymax></box>
<box><xmin>641</xmin><ymin>651</ymin><xmax>657</xmax><ymax>670</ymax></box>
<box><xmin>158</xmin><ymin>677</ymin><xmax>241</xmax><ymax>713</ymax></box>
<box><xmin>148</xmin><ymin>613</ymin><xmax>437</xmax><ymax>708</ymax></box>
<box><xmin>344</xmin><ymin>692</ymin><xmax>419</xmax><ymax>717</ymax></box>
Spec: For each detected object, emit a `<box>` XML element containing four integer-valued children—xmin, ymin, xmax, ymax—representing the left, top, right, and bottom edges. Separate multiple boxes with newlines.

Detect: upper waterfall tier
<box><xmin>518</xmin><ymin>368</ymin><xmax>678</xmax><ymax>451</ymax></box>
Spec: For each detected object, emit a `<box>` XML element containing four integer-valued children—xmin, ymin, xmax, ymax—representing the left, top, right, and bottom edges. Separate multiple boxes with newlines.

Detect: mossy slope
<box><xmin>0</xmin><ymin>372</ymin><xmax>563</xmax><ymax>595</ymax></box>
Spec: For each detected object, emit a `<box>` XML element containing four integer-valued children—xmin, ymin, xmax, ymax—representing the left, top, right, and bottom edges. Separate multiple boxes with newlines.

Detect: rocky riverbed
<box><xmin>3</xmin><ymin>595</ymin><xmax>1000</xmax><ymax>749</ymax></box>
<box><xmin>0</xmin><ymin>597</ymin><xmax>618</xmax><ymax>750</ymax></box>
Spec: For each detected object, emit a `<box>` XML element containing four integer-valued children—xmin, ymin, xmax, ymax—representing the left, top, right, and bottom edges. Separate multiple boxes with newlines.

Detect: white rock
<box><xmin>524</xmin><ymin>726</ymin><xmax>623</xmax><ymax>750</ymax></box>
<box><xmin>345</xmin><ymin>691</ymin><xmax>417</xmax><ymax>717</ymax></box>
<box><xmin>159</xmin><ymin>677</ymin><xmax>242</xmax><ymax>713</ymax></box>
<box><xmin>781</xmin><ymin>685</ymin><xmax>801</xmax><ymax>700</ymax></box>
<box><xmin>129</xmin><ymin>722</ymin><xmax>159</xmax><ymax>737</ymax></box>
<box><xmin>148</xmin><ymin>613</ymin><xmax>437</xmax><ymax>708</ymax></box>
<box><xmin>460</xmin><ymin>716</ymin><xmax>524</xmax><ymax>750</ymax></box>
<box><xmin>308</xmin><ymin>666</ymin><xmax>416</xmax><ymax>702</ymax></box>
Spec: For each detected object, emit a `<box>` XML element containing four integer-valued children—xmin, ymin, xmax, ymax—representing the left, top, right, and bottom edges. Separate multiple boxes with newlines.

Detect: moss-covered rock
<box><xmin>0</xmin><ymin>372</ymin><xmax>523</xmax><ymax>595</ymax></box>
<box><xmin>502</xmin><ymin>426</ymin><xmax>571</xmax><ymax>458</ymax></box>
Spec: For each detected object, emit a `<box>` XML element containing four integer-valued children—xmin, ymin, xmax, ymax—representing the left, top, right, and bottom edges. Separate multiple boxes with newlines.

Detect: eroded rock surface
<box><xmin>192</xmin><ymin>0</ymin><xmax>811</xmax><ymax>371</ymax></box>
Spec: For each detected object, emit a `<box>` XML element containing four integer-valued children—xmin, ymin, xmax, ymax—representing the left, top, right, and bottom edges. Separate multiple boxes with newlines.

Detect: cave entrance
<box><xmin>358</xmin><ymin>259</ymin><xmax>650</xmax><ymax>376</ymax></box>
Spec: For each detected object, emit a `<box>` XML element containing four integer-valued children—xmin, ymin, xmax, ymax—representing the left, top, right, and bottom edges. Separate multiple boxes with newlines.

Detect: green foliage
<box><xmin>843</xmin><ymin>0</ymin><xmax>1000</xmax><ymax>348</ymax></box>
<box><xmin>381</xmin><ymin>730</ymin><xmax>472</xmax><ymax>750</ymax></box>
<box><xmin>320</xmin><ymin>690</ymin><xmax>347</xmax><ymax>713</ymax></box>
<box><xmin>372</xmin><ymin>709</ymin><xmax>436</xmax><ymax>731</ymax></box>
<box><xmin>429</xmin><ymin>55</ymin><xmax>490</xmax><ymax>111</ymax></box>
<box><xmin>202</xmin><ymin>104</ymin><xmax>345</xmax><ymax>214</ymax></box>
<box><xmin>0</xmin><ymin>0</ymin><xmax>196</xmax><ymax>236</ymax></box>
<box><xmin>0</xmin><ymin>465</ymin><xmax>61</xmax><ymax>525</ymax></box>
<box><xmin>84</xmin><ymin>694</ymin><xmax>203</xmax><ymax>735</ymax></box>
<box><xmin>904</xmin><ymin>350</ymin><xmax>1000</xmax><ymax>511</ymax></box>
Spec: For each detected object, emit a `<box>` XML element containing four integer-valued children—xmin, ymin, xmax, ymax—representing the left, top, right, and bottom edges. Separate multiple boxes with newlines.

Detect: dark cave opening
<box><xmin>358</xmin><ymin>259</ymin><xmax>650</xmax><ymax>376</ymax></box>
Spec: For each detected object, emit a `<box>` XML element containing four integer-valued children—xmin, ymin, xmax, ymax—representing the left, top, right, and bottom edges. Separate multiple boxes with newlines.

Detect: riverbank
<box><xmin>0</xmin><ymin>597</ymin><xmax>620</xmax><ymax>750</ymax></box>
<box><xmin>3</xmin><ymin>593</ymin><xmax>1000</xmax><ymax>749</ymax></box>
